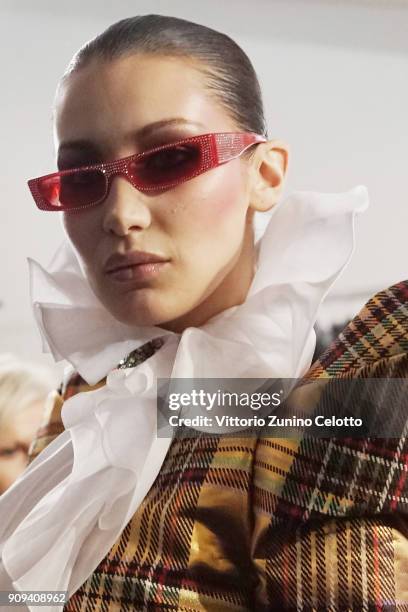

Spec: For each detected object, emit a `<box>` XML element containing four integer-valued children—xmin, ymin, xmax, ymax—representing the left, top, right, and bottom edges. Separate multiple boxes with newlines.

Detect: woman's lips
<box><xmin>106</xmin><ymin>261</ymin><xmax>170</xmax><ymax>282</ymax></box>
<box><xmin>104</xmin><ymin>250</ymin><xmax>171</xmax><ymax>283</ymax></box>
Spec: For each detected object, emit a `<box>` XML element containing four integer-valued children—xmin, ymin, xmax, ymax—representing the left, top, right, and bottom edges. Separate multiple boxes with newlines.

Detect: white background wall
<box><xmin>0</xmin><ymin>0</ymin><xmax>407</xmax><ymax>378</ymax></box>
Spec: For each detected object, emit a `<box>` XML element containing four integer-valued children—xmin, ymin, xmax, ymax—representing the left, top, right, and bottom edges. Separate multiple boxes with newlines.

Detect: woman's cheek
<box><xmin>181</xmin><ymin>170</ymin><xmax>245</xmax><ymax>234</ymax></box>
<box><xmin>170</xmin><ymin>175</ymin><xmax>247</xmax><ymax>288</ymax></box>
<box><xmin>63</xmin><ymin>212</ymin><xmax>100</xmax><ymax>262</ymax></box>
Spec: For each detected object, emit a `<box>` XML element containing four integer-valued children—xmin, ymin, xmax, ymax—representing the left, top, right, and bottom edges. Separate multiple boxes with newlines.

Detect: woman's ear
<box><xmin>247</xmin><ymin>140</ymin><xmax>289</xmax><ymax>212</ymax></box>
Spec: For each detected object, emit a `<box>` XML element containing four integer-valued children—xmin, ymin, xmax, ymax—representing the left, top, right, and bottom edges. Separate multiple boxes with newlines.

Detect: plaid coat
<box><xmin>28</xmin><ymin>281</ymin><xmax>408</xmax><ymax>611</ymax></box>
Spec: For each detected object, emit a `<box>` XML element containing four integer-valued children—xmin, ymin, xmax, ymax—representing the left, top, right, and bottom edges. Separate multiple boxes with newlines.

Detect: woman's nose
<box><xmin>102</xmin><ymin>175</ymin><xmax>152</xmax><ymax>236</ymax></box>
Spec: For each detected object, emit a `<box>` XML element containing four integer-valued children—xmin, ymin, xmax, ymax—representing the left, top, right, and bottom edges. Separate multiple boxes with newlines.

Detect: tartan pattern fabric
<box><xmin>252</xmin><ymin>353</ymin><xmax>408</xmax><ymax>610</ymax></box>
<box><xmin>27</xmin><ymin>281</ymin><xmax>408</xmax><ymax>611</ymax></box>
<box><xmin>306</xmin><ymin>281</ymin><xmax>408</xmax><ymax>379</ymax></box>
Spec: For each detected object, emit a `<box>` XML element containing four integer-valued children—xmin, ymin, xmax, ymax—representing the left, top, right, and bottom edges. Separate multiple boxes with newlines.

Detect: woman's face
<box><xmin>55</xmin><ymin>54</ymin><xmax>258</xmax><ymax>331</ymax></box>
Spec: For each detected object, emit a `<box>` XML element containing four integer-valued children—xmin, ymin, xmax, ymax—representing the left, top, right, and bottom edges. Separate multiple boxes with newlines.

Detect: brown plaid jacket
<box><xmin>28</xmin><ymin>281</ymin><xmax>408</xmax><ymax>611</ymax></box>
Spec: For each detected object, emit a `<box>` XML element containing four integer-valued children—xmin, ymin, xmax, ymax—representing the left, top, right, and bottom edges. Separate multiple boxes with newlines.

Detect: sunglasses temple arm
<box><xmin>216</xmin><ymin>135</ymin><xmax>267</xmax><ymax>164</ymax></box>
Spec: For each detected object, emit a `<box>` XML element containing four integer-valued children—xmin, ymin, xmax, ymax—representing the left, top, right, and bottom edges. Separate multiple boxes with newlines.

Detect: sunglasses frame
<box><xmin>27</xmin><ymin>132</ymin><xmax>267</xmax><ymax>212</ymax></box>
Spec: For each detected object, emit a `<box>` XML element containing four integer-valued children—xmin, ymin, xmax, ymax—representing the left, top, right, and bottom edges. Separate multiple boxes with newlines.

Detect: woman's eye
<box><xmin>145</xmin><ymin>146</ymin><xmax>193</xmax><ymax>169</ymax></box>
<box><xmin>63</xmin><ymin>171</ymin><xmax>93</xmax><ymax>185</ymax></box>
<box><xmin>0</xmin><ymin>447</ymin><xmax>19</xmax><ymax>457</ymax></box>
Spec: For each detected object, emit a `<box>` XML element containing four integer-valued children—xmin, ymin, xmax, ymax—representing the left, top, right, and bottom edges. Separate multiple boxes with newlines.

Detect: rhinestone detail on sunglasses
<box><xmin>27</xmin><ymin>132</ymin><xmax>266</xmax><ymax>212</ymax></box>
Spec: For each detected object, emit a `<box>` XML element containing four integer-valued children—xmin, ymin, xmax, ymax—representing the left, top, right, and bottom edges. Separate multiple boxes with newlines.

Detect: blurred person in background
<box><xmin>0</xmin><ymin>355</ymin><xmax>54</xmax><ymax>494</ymax></box>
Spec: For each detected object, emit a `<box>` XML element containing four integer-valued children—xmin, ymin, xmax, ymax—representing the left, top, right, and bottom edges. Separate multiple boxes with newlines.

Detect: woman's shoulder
<box><xmin>253</xmin><ymin>278</ymin><xmax>408</xmax><ymax>518</ymax></box>
<box><xmin>307</xmin><ymin>278</ymin><xmax>408</xmax><ymax>380</ymax></box>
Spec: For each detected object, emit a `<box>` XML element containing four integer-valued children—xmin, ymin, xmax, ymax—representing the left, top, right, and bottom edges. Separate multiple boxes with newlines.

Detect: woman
<box><xmin>0</xmin><ymin>14</ymin><xmax>407</xmax><ymax>611</ymax></box>
<box><xmin>0</xmin><ymin>356</ymin><xmax>54</xmax><ymax>494</ymax></box>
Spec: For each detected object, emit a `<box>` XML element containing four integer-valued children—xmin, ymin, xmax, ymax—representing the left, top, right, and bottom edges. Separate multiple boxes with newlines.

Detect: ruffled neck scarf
<box><xmin>0</xmin><ymin>187</ymin><xmax>368</xmax><ymax>610</ymax></box>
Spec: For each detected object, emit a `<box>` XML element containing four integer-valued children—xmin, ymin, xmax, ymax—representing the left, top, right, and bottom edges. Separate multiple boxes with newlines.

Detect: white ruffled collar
<box><xmin>28</xmin><ymin>186</ymin><xmax>368</xmax><ymax>386</ymax></box>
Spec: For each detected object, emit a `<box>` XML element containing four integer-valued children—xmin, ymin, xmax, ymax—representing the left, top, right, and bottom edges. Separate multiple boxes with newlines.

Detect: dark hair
<box><xmin>63</xmin><ymin>14</ymin><xmax>268</xmax><ymax>145</ymax></box>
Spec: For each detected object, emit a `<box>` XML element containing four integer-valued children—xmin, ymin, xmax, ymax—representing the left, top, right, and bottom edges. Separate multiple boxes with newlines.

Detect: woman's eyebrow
<box><xmin>132</xmin><ymin>118</ymin><xmax>206</xmax><ymax>141</ymax></box>
<box><xmin>57</xmin><ymin>118</ymin><xmax>207</xmax><ymax>156</ymax></box>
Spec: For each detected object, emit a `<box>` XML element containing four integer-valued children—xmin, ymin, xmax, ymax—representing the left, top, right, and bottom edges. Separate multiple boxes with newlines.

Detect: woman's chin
<box><xmin>102</xmin><ymin>299</ymin><xmax>182</xmax><ymax>329</ymax></box>
<box><xmin>108</xmin><ymin>309</ymin><xmax>170</xmax><ymax>328</ymax></box>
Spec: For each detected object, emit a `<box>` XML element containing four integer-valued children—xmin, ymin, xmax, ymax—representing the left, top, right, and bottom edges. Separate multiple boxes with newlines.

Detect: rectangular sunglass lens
<box><xmin>38</xmin><ymin>170</ymin><xmax>106</xmax><ymax>210</ymax></box>
<box><xmin>59</xmin><ymin>170</ymin><xmax>107</xmax><ymax>209</ymax></box>
<box><xmin>128</xmin><ymin>143</ymin><xmax>202</xmax><ymax>188</ymax></box>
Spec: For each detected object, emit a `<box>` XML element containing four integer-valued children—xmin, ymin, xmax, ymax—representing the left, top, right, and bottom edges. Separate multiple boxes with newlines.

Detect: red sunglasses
<box><xmin>27</xmin><ymin>132</ymin><xmax>266</xmax><ymax>212</ymax></box>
